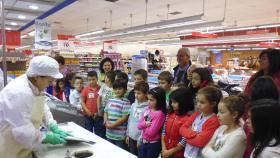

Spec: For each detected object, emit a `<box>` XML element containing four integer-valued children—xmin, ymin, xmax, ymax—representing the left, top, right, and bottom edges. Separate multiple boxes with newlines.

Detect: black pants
<box><xmin>128</xmin><ymin>138</ymin><xmax>138</xmax><ymax>156</ymax></box>
<box><xmin>93</xmin><ymin>116</ymin><xmax>106</xmax><ymax>139</ymax></box>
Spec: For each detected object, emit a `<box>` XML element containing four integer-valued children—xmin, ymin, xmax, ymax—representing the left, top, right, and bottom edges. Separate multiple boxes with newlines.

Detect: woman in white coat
<box><xmin>0</xmin><ymin>56</ymin><xmax>69</xmax><ymax>158</ymax></box>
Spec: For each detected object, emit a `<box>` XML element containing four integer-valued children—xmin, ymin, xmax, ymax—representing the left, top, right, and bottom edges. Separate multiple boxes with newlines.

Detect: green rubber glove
<box><xmin>42</xmin><ymin>133</ymin><xmax>66</xmax><ymax>145</ymax></box>
<box><xmin>50</xmin><ymin>123</ymin><xmax>71</xmax><ymax>138</ymax></box>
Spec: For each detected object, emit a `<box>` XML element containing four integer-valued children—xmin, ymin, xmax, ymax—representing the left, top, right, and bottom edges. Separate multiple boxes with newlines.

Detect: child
<box><xmin>54</xmin><ymin>78</ymin><xmax>68</xmax><ymax>102</ymax></box>
<box><xmin>138</xmin><ymin>87</ymin><xmax>167</xmax><ymax>158</ymax></box>
<box><xmin>189</xmin><ymin>68</ymin><xmax>214</xmax><ymax>110</ymax></box>
<box><xmin>81</xmin><ymin>71</ymin><xmax>100</xmax><ymax>132</ymax></box>
<box><xmin>96</xmin><ymin>71</ymin><xmax>116</xmax><ymax>138</ymax></box>
<box><xmin>180</xmin><ymin>86</ymin><xmax>222</xmax><ymax>158</ymax></box>
<box><xmin>127</xmin><ymin>69</ymin><xmax>148</xmax><ymax>104</ymax></box>
<box><xmin>69</xmin><ymin>76</ymin><xmax>83</xmax><ymax>110</ymax></box>
<box><xmin>126</xmin><ymin>81</ymin><xmax>149</xmax><ymax>156</ymax></box>
<box><xmin>158</xmin><ymin>71</ymin><xmax>173</xmax><ymax>107</ymax></box>
<box><xmin>104</xmin><ymin>79</ymin><xmax>131</xmax><ymax>149</ymax></box>
<box><xmin>161</xmin><ymin>88</ymin><xmax>194</xmax><ymax>158</ymax></box>
<box><xmin>202</xmin><ymin>96</ymin><xmax>247</xmax><ymax>158</ymax></box>
<box><xmin>247</xmin><ymin>99</ymin><xmax>280</xmax><ymax>158</ymax></box>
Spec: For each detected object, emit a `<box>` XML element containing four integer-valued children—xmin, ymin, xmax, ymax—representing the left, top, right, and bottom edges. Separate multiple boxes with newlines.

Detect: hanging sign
<box><xmin>103</xmin><ymin>40</ymin><xmax>118</xmax><ymax>53</ymax></box>
<box><xmin>0</xmin><ymin>31</ymin><xmax>21</xmax><ymax>46</ymax></box>
<box><xmin>246</xmin><ymin>30</ymin><xmax>270</xmax><ymax>35</ymax></box>
<box><xmin>57</xmin><ymin>34</ymin><xmax>75</xmax><ymax>51</ymax></box>
<box><xmin>35</xmin><ymin>20</ymin><xmax>52</xmax><ymax>49</ymax></box>
<box><xmin>192</xmin><ymin>32</ymin><xmax>218</xmax><ymax>38</ymax></box>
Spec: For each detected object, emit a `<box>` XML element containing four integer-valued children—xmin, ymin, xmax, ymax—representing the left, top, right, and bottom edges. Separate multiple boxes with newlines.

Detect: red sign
<box><xmin>192</xmin><ymin>32</ymin><xmax>218</xmax><ymax>38</ymax></box>
<box><xmin>57</xmin><ymin>35</ymin><xmax>75</xmax><ymax>40</ymax></box>
<box><xmin>259</xmin><ymin>42</ymin><xmax>279</xmax><ymax>47</ymax></box>
<box><xmin>23</xmin><ymin>50</ymin><xmax>32</xmax><ymax>55</ymax></box>
<box><xmin>0</xmin><ymin>31</ymin><xmax>21</xmax><ymax>46</ymax></box>
<box><xmin>74</xmin><ymin>41</ymin><xmax>96</xmax><ymax>46</ymax></box>
<box><xmin>246</xmin><ymin>30</ymin><xmax>270</xmax><ymax>35</ymax></box>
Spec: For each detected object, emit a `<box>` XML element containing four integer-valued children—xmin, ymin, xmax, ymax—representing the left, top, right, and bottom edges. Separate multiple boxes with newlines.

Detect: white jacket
<box><xmin>0</xmin><ymin>75</ymin><xmax>55</xmax><ymax>149</ymax></box>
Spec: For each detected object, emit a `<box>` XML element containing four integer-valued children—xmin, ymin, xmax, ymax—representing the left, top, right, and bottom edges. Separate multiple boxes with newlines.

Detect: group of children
<box><xmin>51</xmin><ymin>66</ymin><xmax>279</xmax><ymax>158</ymax></box>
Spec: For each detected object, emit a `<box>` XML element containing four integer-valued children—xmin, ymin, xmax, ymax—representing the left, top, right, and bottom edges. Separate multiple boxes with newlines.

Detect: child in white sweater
<box><xmin>202</xmin><ymin>96</ymin><xmax>247</xmax><ymax>158</ymax></box>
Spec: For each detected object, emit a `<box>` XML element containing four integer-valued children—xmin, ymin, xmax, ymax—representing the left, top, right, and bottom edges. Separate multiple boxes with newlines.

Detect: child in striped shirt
<box><xmin>104</xmin><ymin>78</ymin><xmax>131</xmax><ymax>149</ymax></box>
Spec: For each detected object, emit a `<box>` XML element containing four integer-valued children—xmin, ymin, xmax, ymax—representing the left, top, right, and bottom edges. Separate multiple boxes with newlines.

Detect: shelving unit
<box><xmin>78</xmin><ymin>54</ymin><xmax>102</xmax><ymax>76</ymax></box>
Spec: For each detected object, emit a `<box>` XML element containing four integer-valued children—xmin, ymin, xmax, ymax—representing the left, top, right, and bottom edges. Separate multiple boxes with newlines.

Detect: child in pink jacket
<box><xmin>138</xmin><ymin>87</ymin><xmax>167</xmax><ymax>158</ymax></box>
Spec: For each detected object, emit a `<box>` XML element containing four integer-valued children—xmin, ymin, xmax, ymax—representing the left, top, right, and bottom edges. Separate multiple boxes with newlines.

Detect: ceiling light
<box><xmin>29</xmin><ymin>5</ymin><xmax>39</xmax><ymax>10</ymax></box>
<box><xmin>10</xmin><ymin>22</ymin><xmax>17</xmax><ymax>26</ymax></box>
<box><xmin>18</xmin><ymin>15</ymin><xmax>26</xmax><ymax>19</ymax></box>
<box><xmin>225</xmin><ymin>26</ymin><xmax>257</xmax><ymax>32</ymax></box>
<box><xmin>75</xmin><ymin>30</ymin><xmax>105</xmax><ymax>38</ymax></box>
<box><xmin>5</xmin><ymin>27</ymin><xmax>11</xmax><ymax>30</ymax></box>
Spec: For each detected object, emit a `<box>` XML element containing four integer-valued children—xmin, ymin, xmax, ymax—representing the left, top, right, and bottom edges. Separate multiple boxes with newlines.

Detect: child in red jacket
<box><xmin>180</xmin><ymin>86</ymin><xmax>222</xmax><ymax>158</ymax></box>
<box><xmin>161</xmin><ymin>88</ymin><xmax>194</xmax><ymax>158</ymax></box>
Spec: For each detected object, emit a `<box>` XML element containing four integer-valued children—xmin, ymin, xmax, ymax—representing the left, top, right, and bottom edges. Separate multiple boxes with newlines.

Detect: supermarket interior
<box><xmin>1</xmin><ymin>0</ymin><xmax>280</xmax><ymax>158</ymax></box>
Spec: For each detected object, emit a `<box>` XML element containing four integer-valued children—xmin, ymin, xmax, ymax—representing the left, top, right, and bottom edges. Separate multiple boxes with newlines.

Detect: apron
<box><xmin>0</xmin><ymin>96</ymin><xmax>45</xmax><ymax>158</ymax></box>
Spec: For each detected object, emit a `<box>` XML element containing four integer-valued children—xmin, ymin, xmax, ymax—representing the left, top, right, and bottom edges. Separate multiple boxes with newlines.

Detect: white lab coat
<box><xmin>0</xmin><ymin>74</ymin><xmax>55</xmax><ymax>149</ymax></box>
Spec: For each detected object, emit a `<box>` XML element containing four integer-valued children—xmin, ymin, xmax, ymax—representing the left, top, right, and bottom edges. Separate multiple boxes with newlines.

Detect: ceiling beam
<box><xmin>5</xmin><ymin>7</ymin><xmax>43</xmax><ymax>16</ymax></box>
<box><xmin>5</xmin><ymin>17</ymin><xmax>30</xmax><ymax>23</ymax></box>
<box><xmin>18</xmin><ymin>0</ymin><xmax>56</xmax><ymax>6</ymax></box>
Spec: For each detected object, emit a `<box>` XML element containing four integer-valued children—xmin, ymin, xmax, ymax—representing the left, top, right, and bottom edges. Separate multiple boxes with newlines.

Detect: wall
<box><xmin>210</xmin><ymin>50</ymin><xmax>261</xmax><ymax>66</ymax></box>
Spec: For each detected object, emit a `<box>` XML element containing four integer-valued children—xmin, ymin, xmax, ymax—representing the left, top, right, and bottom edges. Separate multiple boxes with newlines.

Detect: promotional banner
<box><xmin>35</xmin><ymin>20</ymin><xmax>52</xmax><ymax>49</ymax></box>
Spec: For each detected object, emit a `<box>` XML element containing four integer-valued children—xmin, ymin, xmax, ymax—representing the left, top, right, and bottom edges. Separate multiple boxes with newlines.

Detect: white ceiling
<box><xmin>17</xmin><ymin>0</ymin><xmax>280</xmax><ymax>45</ymax></box>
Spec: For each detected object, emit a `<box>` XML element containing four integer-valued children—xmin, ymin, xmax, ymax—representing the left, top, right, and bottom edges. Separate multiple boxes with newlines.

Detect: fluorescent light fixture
<box><xmin>177</xmin><ymin>33</ymin><xmax>192</xmax><ymax>36</ymax></box>
<box><xmin>18</xmin><ymin>15</ymin><xmax>26</xmax><ymax>19</ymax></box>
<box><xmin>52</xmin><ymin>40</ymin><xmax>58</xmax><ymax>43</ymax></box>
<box><xmin>75</xmin><ymin>30</ymin><xmax>105</xmax><ymax>38</ymax></box>
<box><xmin>158</xmin><ymin>20</ymin><xmax>205</xmax><ymax>29</ymax></box>
<box><xmin>10</xmin><ymin>22</ymin><xmax>17</xmax><ymax>26</ymax></box>
<box><xmin>234</xmin><ymin>48</ymin><xmax>251</xmax><ymax>51</ymax></box>
<box><xmin>258</xmin><ymin>24</ymin><xmax>280</xmax><ymax>29</ymax></box>
<box><xmin>29</xmin><ymin>5</ymin><xmax>39</xmax><ymax>10</ymax></box>
<box><xmin>5</xmin><ymin>27</ymin><xmax>11</xmax><ymax>30</ymax></box>
<box><xmin>225</xmin><ymin>26</ymin><xmax>257</xmax><ymax>32</ymax></box>
<box><xmin>21</xmin><ymin>35</ymin><xmax>28</xmax><ymax>38</ymax></box>
<box><xmin>28</xmin><ymin>31</ymin><xmax>35</xmax><ymax>36</ymax></box>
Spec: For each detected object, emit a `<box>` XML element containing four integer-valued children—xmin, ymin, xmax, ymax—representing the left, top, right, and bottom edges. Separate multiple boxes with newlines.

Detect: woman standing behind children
<box><xmin>180</xmin><ymin>86</ymin><xmax>222</xmax><ymax>158</ymax></box>
<box><xmin>138</xmin><ymin>87</ymin><xmax>167</xmax><ymax>158</ymax></box>
<box><xmin>202</xmin><ymin>96</ymin><xmax>247</xmax><ymax>158</ymax></box>
<box><xmin>126</xmin><ymin>81</ymin><xmax>149</xmax><ymax>156</ymax></box>
<box><xmin>161</xmin><ymin>88</ymin><xmax>194</xmax><ymax>158</ymax></box>
<box><xmin>96</xmin><ymin>71</ymin><xmax>116</xmax><ymax>138</ymax></box>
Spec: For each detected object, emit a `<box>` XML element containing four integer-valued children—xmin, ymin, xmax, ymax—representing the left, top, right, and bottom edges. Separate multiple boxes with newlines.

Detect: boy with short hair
<box><xmin>126</xmin><ymin>81</ymin><xmax>149</xmax><ymax>156</ymax></box>
<box><xmin>127</xmin><ymin>69</ymin><xmax>148</xmax><ymax>104</ymax></box>
<box><xmin>104</xmin><ymin>79</ymin><xmax>131</xmax><ymax>149</ymax></box>
<box><xmin>69</xmin><ymin>76</ymin><xmax>83</xmax><ymax>110</ymax></box>
<box><xmin>81</xmin><ymin>71</ymin><xmax>100</xmax><ymax>132</ymax></box>
<box><xmin>158</xmin><ymin>71</ymin><xmax>173</xmax><ymax>106</ymax></box>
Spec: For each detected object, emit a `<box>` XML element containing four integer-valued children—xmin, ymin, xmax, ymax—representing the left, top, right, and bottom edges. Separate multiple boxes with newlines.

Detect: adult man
<box><xmin>173</xmin><ymin>47</ymin><xmax>192</xmax><ymax>85</ymax></box>
<box><xmin>0</xmin><ymin>56</ymin><xmax>69</xmax><ymax>158</ymax></box>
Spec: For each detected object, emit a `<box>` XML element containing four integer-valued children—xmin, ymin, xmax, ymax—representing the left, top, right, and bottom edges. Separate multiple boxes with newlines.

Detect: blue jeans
<box><xmin>107</xmin><ymin>138</ymin><xmax>127</xmax><ymax>150</ymax></box>
<box><xmin>84</xmin><ymin>116</ymin><xmax>94</xmax><ymax>132</ymax></box>
<box><xmin>138</xmin><ymin>141</ymin><xmax>161</xmax><ymax>158</ymax></box>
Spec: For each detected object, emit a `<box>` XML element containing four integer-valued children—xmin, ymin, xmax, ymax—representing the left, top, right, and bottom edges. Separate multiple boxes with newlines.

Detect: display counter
<box><xmin>35</xmin><ymin>122</ymin><xmax>136</xmax><ymax>158</ymax></box>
